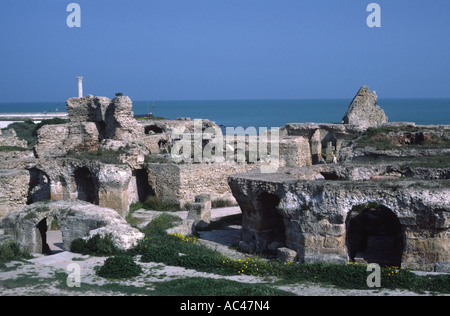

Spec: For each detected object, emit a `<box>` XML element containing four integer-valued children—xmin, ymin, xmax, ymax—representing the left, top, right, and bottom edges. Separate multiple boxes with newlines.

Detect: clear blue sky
<box><xmin>0</xmin><ymin>0</ymin><xmax>449</xmax><ymax>102</ymax></box>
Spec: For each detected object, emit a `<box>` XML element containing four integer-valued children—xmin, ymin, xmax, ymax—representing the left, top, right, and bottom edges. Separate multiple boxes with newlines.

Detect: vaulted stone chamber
<box><xmin>74</xmin><ymin>167</ymin><xmax>98</xmax><ymax>204</ymax></box>
<box><xmin>346</xmin><ymin>203</ymin><xmax>404</xmax><ymax>267</ymax></box>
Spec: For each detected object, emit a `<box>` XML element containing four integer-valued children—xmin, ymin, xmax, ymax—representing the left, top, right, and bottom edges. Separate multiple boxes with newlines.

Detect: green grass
<box><xmin>211</xmin><ymin>198</ymin><xmax>237</xmax><ymax>208</ymax></box>
<box><xmin>67</xmin><ymin>149</ymin><xmax>125</xmax><ymax>164</ymax></box>
<box><xmin>129</xmin><ymin>196</ymin><xmax>181</xmax><ymax>213</ymax></box>
<box><xmin>0</xmin><ymin>146</ymin><xmax>28</xmax><ymax>152</ymax></box>
<box><xmin>356</xmin><ymin>154</ymin><xmax>450</xmax><ymax>169</ymax></box>
<box><xmin>354</xmin><ymin>126</ymin><xmax>450</xmax><ymax>151</ymax></box>
<box><xmin>151</xmin><ymin>277</ymin><xmax>292</xmax><ymax>296</ymax></box>
<box><xmin>53</xmin><ymin>272</ymin><xmax>291</xmax><ymax>296</ymax></box>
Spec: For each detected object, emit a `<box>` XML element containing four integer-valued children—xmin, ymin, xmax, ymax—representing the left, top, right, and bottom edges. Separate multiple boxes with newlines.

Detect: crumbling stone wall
<box><xmin>35</xmin><ymin>95</ymin><xmax>145</xmax><ymax>157</ymax></box>
<box><xmin>228</xmin><ymin>165</ymin><xmax>450</xmax><ymax>271</ymax></box>
<box><xmin>0</xmin><ymin>170</ymin><xmax>29</xmax><ymax>218</ymax></box>
<box><xmin>0</xmin><ymin>129</ymin><xmax>28</xmax><ymax>148</ymax></box>
<box><xmin>145</xmin><ymin>161</ymin><xmax>258</xmax><ymax>207</ymax></box>
<box><xmin>27</xmin><ymin>158</ymin><xmax>134</xmax><ymax>217</ymax></box>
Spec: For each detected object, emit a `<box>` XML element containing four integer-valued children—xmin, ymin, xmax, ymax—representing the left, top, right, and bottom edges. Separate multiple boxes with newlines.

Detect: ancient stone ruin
<box><xmin>229</xmin><ymin>163</ymin><xmax>449</xmax><ymax>271</ymax></box>
<box><xmin>0</xmin><ymin>86</ymin><xmax>449</xmax><ymax>272</ymax></box>
<box><xmin>227</xmin><ymin>86</ymin><xmax>450</xmax><ymax>272</ymax></box>
<box><xmin>342</xmin><ymin>85</ymin><xmax>388</xmax><ymax>129</ymax></box>
<box><xmin>1</xmin><ymin>200</ymin><xmax>143</xmax><ymax>253</ymax></box>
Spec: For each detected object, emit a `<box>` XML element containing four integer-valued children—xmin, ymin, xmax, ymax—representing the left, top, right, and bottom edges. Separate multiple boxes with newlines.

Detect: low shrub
<box><xmin>96</xmin><ymin>255</ymin><xmax>142</xmax><ymax>279</ymax></box>
<box><xmin>0</xmin><ymin>241</ymin><xmax>32</xmax><ymax>262</ymax></box>
<box><xmin>70</xmin><ymin>234</ymin><xmax>120</xmax><ymax>256</ymax></box>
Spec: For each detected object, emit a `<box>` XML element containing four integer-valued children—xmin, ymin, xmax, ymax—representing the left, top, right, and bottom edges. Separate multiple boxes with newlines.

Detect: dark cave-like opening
<box><xmin>346</xmin><ymin>203</ymin><xmax>404</xmax><ymax>267</ymax></box>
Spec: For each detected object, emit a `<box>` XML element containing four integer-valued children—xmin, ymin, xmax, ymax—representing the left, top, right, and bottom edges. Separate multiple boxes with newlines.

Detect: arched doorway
<box><xmin>346</xmin><ymin>203</ymin><xmax>404</xmax><ymax>267</ymax></box>
<box><xmin>134</xmin><ymin>169</ymin><xmax>155</xmax><ymax>202</ymax></box>
<box><xmin>35</xmin><ymin>217</ymin><xmax>64</xmax><ymax>255</ymax></box>
<box><xmin>255</xmin><ymin>192</ymin><xmax>286</xmax><ymax>252</ymax></box>
<box><xmin>74</xmin><ymin>167</ymin><xmax>98</xmax><ymax>204</ymax></box>
<box><xmin>35</xmin><ymin>218</ymin><xmax>52</xmax><ymax>255</ymax></box>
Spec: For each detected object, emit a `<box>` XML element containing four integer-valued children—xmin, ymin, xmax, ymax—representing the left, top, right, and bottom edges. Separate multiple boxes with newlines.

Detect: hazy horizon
<box><xmin>1</xmin><ymin>1</ymin><xmax>450</xmax><ymax>103</ymax></box>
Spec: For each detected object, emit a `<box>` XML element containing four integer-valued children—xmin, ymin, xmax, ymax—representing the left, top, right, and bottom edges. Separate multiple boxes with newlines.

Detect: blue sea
<box><xmin>0</xmin><ymin>99</ymin><xmax>449</xmax><ymax>128</ymax></box>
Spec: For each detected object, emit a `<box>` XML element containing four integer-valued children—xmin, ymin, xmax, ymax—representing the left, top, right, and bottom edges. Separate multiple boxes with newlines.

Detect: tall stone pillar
<box><xmin>77</xmin><ymin>76</ymin><xmax>83</xmax><ymax>98</ymax></box>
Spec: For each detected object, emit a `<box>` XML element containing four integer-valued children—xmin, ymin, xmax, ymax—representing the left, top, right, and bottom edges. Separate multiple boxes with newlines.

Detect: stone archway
<box><xmin>346</xmin><ymin>202</ymin><xmax>404</xmax><ymax>267</ymax></box>
<box><xmin>0</xmin><ymin>200</ymin><xmax>144</xmax><ymax>254</ymax></box>
<box><xmin>134</xmin><ymin>169</ymin><xmax>155</xmax><ymax>203</ymax></box>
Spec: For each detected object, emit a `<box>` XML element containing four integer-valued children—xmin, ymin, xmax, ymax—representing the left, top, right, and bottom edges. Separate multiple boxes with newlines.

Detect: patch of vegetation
<box><xmin>404</xmin><ymin>155</ymin><xmax>450</xmax><ymax>169</ymax></box>
<box><xmin>0</xmin><ymin>241</ymin><xmax>32</xmax><ymax>263</ymax></box>
<box><xmin>34</xmin><ymin>118</ymin><xmax>68</xmax><ymax>133</ymax></box>
<box><xmin>96</xmin><ymin>255</ymin><xmax>143</xmax><ymax>279</ymax></box>
<box><xmin>144</xmin><ymin>155</ymin><xmax>170</xmax><ymax>164</ymax></box>
<box><xmin>211</xmin><ymin>198</ymin><xmax>236</xmax><ymax>208</ymax></box>
<box><xmin>70</xmin><ymin>234</ymin><xmax>121</xmax><ymax>256</ymax></box>
<box><xmin>4</xmin><ymin>118</ymin><xmax>68</xmax><ymax>148</ymax></box>
<box><xmin>129</xmin><ymin>195</ymin><xmax>180</xmax><ymax>213</ymax></box>
<box><xmin>138</xmin><ymin>213</ymin><xmax>181</xmax><ymax>237</ymax></box>
<box><xmin>152</xmin><ymin>277</ymin><xmax>292</xmax><ymax>296</ymax></box>
<box><xmin>354</xmin><ymin>126</ymin><xmax>450</xmax><ymax>151</ymax></box>
<box><xmin>0</xmin><ymin>146</ymin><xmax>28</xmax><ymax>152</ymax></box>
<box><xmin>135</xmin><ymin>114</ymin><xmax>169</xmax><ymax>120</ymax></box>
<box><xmin>68</xmin><ymin>149</ymin><xmax>125</xmax><ymax>165</ymax></box>
<box><xmin>359</xmin><ymin>154</ymin><xmax>450</xmax><ymax>169</ymax></box>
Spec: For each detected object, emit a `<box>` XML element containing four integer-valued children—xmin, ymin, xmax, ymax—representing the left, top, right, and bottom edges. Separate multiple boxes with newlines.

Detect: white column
<box><xmin>77</xmin><ymin>76</ymin><xmax>83</xmax><ymax>98</ymax></box>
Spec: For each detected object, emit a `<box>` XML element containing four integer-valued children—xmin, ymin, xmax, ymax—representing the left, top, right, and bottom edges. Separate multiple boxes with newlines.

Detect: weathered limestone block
<box><xmin>66</xmin><ymin>95</ymin><xmax>110</xmax><ymax>124</ymax></box>
<box><xmin>142</xmin><ymin>134</ymin><xmax>170</xmax><ymax>154</ymax></box>
<box><xmin>277</xmin><ymin>247</ymin><xmax>297</xmax><ymax>263</ymax></box>
<box><xmin>188</xmin><ymin>194</ymin><xmax>212</xmax><ymax>229</ymax></box>
<box><xmin>84</xmin><ymin>162</ymin><xmax>132</xmax><ymax>217</ymax></box>
<box><xmin>342</xmin><ymin>86</ymin><xmax>388</xmax><ymax>129</ymax></box>
<box><xmin>64</xmin><ymin>122</ymin><xmax>100</xmax><ymax>153</ymax></box>
<box><xmin>105</xmin><ymin>96</ymin><xmax>144</xmax><ymax>142</ymax></box>
<box><xmin>279</xmin><ymin>136</ymin><xmax>312</xmax><ymax>168</ymax></box>
<box><xmin>35</xmin><ymin>122</ymin><xmax>100</xmax><ymax>157</ymax></box>
<box><xmin>0</xmin><ymin>200</ymin><xmax>144</xmax><ymax>253</ymax></box>
<box><xmin>0</xmin><ymin>170</ymin><xmax>29</xmax><ymax>219</ymax></box>
<box><xmin>0</xmin><ymin>129</ymin><xmax>28</xmax><ymax>148</ymax></box>
<box><xmin>35</xmin><ymin>124</ymin><xmax>69</xmax><ymax>157</ymax></box>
